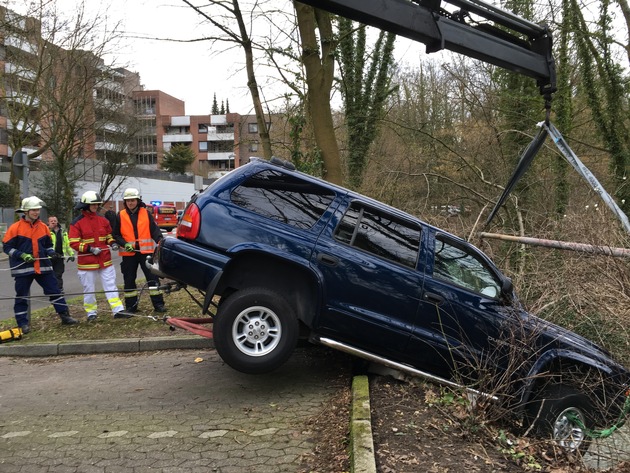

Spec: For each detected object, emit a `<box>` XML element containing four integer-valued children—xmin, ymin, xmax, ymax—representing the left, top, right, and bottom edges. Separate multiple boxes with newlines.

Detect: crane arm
<box><xmin>297</xmin><ymin>0</ymin><xmax>556</xmax><ymax>96</ymax></box>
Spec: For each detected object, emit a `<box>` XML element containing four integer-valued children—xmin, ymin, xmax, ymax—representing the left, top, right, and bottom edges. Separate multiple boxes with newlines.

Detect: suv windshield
<box><xmin>433</xmin><ymin>237</ymin><xmax>501</xmax><ymax>298</ymax></box>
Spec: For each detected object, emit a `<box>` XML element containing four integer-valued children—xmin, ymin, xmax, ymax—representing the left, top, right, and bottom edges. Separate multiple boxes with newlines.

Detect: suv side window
<box><xmin>433</xmin><ymin>237</ymin><xmax>501</xmax><ymax>298</ymax></box>
<box><xmin>231</xmin><ymin>170</ymin><xmax>335</xmax><ymax>229</ymax></box>
<box><xmin>334</xmin><ymin>203</ymin><xmax>421</xmax><ymax>268</ymax></box>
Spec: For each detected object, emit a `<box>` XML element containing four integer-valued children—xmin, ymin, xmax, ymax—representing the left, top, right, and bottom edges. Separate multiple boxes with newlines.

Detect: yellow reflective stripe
<box><xmin>68</xmin><ymin>238</ymin><xmax>80</xmax><ymax>243</ymax></box>
<box><xmin>82</xmin><ymin>238</ymin><xmax>95</xmax><ymax>243</ymax></box>
<box><xmin>98</xmin><ymin>236</ymin><xmax>108</xmax><ymax>241</ymax></box>
<box><xmin>103</xmin><ymin>260</ymin><xmax>113</xmax><ymax>267</ymax></box>
<box><xmin>149</xmin><ymin>289</ymin><xmax>163</xmax><ymax>296</ymax></box>
<box><xmin>84</xmin><ymin>302</ymin><xmax>98</xmax><ymax>312</ymax></box>
<box><xmin>125</xmin><ymin>291</ymin><xmax>138</xmax><ymax>297</ymax></box>
<box><xmin>78</xmin><ymin>263</ymin><xmax>100</xmax><ymax>269</ymax></box>
<box><xmin>138</xmin><ymin>238</ymin><xmax>156</xmax><ymax>253</ymax></box>
<box><xmin>108</xmin><ymin>297</ymin><xmax>124</xmax><ymax>309</ymax></box>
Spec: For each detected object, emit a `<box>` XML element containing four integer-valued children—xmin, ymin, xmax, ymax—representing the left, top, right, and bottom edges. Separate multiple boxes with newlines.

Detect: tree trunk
<box><xmin>294</xmin><ymin>2</ymin><xmax>342</xmax><ymax>185</ymax></box>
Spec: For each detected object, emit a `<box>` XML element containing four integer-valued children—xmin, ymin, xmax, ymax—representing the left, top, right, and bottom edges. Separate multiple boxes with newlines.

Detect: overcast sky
<box><xmin>89</xmin><ymin>0</ymin><xmax>258</xmax><ymax>115</ymax></box>
<box><xmin>7</xmin><ymin>0</ymin><xmax>427</xmax><ymax>116</ymax></box>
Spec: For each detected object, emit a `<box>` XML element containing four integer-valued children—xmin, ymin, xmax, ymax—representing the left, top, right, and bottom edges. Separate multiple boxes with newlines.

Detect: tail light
<box><xmin>177</xmin><ymin>203</ymin><xmax>201</xmax><ymax>239</ymax></box>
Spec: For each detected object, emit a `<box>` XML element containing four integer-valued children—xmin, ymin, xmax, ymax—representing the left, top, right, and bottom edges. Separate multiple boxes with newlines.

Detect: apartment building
<box><xmin>132</xmin><ymin>90</ymin><xmax>270</xmax><ymax>179</ymax></box>
<box><xmin>0</xmin><ymin>6</ymin><xmax>142</xmax><ymax>171</ymax></box>
<box><xmin>2</xmin><ymin>6</ymin><xmax>273</xmax><ymax>190</ymax></box>
<box><xmin>0</xmin><ymin>6</ymin><xmax>41</xmax><ymax>162</ymax></box>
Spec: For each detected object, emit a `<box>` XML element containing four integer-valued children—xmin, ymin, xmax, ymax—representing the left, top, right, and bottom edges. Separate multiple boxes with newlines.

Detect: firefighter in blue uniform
<box><xmin>2</xmin><ymin>196</ymin><xmax>79</xmax><ymax>334</ymax></box>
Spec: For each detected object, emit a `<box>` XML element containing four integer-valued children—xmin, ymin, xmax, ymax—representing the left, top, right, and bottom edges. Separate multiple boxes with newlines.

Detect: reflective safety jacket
<box><xmin>2</xmin><ymin>216</ymin><xmax>56</xmax><ymax>277</ymax></box>
<box><xmin>50</xmin><ymin>226</ymin><xmax>75</xmax><ymax>257</ymax></box>
<box><xmin>69</xmin><ymin>210</ymin><xmax>116</xmax><ymax>270</ymax></box>
<box><xmin>114</xmin><ymin>206</ymin><xmax>162</xmax><ymax>256</ymax></box>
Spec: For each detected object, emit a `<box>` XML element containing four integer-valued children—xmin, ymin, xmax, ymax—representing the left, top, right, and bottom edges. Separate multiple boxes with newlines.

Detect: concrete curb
<box><xmin>351</xmin><ymin>375</ymin><xmax>377</xmax><ymax>473</ymax></box>
<box><xmin>0</xmin><ymin>335</ymin><xmax>214</xmax><ymax>357</ymax></box>
<box><xmin>0</xmin><ymin>333</ymin><xmax>377</xmax><ymax>473</ymax></box>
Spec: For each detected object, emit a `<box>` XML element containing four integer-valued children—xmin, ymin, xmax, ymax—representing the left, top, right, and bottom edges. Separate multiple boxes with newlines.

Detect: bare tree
<box><xmin>2</xmin><ymin>1</ymin><xmax>138</xmax><ymax>222</ymax></box>
<box><xmin>182</xmin><ymin>0</ymin><xmax>274</xmax><ymax>159</ymax></box>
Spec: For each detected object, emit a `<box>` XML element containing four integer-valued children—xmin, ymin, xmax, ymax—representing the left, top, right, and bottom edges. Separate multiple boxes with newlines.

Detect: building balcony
<box><xmin>7</xmin><ymin>119</ymin><xmax>41</xmax><ymax>134</ymax></box>
<box><xmin>171</xmin><ymin>116</ymin><xmax>190</xmax><ymax>127</ymax></box>
<box><xmin>5</xmin><ymin>90</ymin><xmax>39</xmax><ymax>107</ymax></box>
<box><xmin>99</xmin><ymin>122</ymin><xmax>127</xmax><ymax>133</ymax></box>
<box><xmin>4</xmin><ymin>62</ymin><xmax>36</xmax><ymax>80</ymax></box>
<box><xmin>205</xmin><ymin>132</ymin><xmax>235</xmax><ymax>141</ymax></box>
<box><xmin>4</xmin><ymin>35</ymin><xmax>37</xmax><ymax>55</ymax></box>
<box><xmin>162</xmin><ymin>134</ymin><xmax>193</xmax><ymax>143</ymax></box>
<box><xmin>95</xmin><ymin>141</ymin><xmax>129</xmax><ymax>152</ymax></box>
<box><xmin>206</xmin><ymin>152</ymin><xmax>234</xmax><ymax>161</ymax></box>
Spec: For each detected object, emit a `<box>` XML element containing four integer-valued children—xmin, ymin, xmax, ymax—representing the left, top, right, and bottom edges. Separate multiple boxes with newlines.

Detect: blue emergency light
<box><xmin>150</xmin><ymin>201</ymin><xmax>162</xmax><ymax>206</ymax></box>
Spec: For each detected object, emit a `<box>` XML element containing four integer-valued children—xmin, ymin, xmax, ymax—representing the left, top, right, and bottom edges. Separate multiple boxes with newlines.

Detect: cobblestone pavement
<box><xmin>0</xmin><ymin>346</ymin><xmax>351</xmax><ymax>473</ymax></box>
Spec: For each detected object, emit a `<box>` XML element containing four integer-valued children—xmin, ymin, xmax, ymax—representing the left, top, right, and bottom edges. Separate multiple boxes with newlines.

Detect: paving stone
<box><xmin>0</xmin><ymin>348</ymin><xmax>350</xmax><ymax>472</ymax></box>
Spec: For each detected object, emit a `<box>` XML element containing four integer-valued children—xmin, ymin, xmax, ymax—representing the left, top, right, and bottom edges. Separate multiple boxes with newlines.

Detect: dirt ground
<box><xmin>299</xmin><ymin>367</ymin><xmax>630</xmax><ymax>473</ymax></box>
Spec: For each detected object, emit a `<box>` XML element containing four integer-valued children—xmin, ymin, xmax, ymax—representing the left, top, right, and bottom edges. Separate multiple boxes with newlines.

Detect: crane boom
<box><xmin>297</xmin><ymin>0</ymin><xmax>556</xmax><ymax>96</ymax></box>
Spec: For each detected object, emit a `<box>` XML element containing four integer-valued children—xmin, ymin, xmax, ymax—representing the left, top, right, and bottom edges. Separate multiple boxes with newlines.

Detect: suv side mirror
<box><xmin>501</xmin><ymin>277</ymin><xmax>514</xmax><ymax>299</ymax></box>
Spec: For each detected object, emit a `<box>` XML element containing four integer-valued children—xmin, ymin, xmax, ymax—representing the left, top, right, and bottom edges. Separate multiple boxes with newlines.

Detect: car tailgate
<box><xmin>151</xmin><ymin>236</ymin><xmax>229</xmax><ymax>291</ymax></box>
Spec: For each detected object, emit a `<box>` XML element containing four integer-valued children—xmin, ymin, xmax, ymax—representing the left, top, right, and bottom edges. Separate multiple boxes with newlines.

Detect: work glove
<box><xmin>110</xmin><ymin>243</ymin><xmax>120</xmax><ymax>251</ymax></box>
<box><xmin>20</xmin><ymin>253</ymin><xmax>35</xmax><ymax>263</ymax></box>
<box><xmin>124</xmin><ymin>243</ymin><xmax>135</xmax><ymax>252</ymax></box>
<box><xmin>67</xmin><ymin>256</ymin><xmax>75</xmax><ymax>262</ymax></box>
<box><xmin>89</xmin><ymin>246</ymin><xmax>102</xmax><ymax>256</ymax></box>
<box><xmin>49</xmin><ymin>252</ymin><xmax>63</xmax><ymax>261</ymax></box>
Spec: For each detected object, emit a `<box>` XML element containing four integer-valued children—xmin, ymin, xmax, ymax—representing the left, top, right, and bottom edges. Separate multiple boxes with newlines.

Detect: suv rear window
<box><xmin>334</xmin><ymin>202</ymin><xmax>421</xmax><ymax>268</ymax></box>
<box><xmin>231</xmin><ymin>170</ymin><xmax>335</xmax><ymax>229</ymax></box>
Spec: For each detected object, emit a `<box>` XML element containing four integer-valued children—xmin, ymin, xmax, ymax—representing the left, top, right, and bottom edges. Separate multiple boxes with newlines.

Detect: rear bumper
<box><xmin>148</xmin><ymin>237</ymin><xmax>228</xmax><ymax>291</ymax></box>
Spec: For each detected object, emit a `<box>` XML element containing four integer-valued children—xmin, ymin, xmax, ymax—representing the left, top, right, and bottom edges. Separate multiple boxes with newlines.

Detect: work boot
<box><xmin>114</xmin><ymin>310</ymin><xmax>135</xmax><ymax>319</ymax></box>
<box><xmin>87</xmin><ymin>314</ymin><xmax>98</xmax><ymax>322</ymax></box>
<box><xmin>154</xmin><ymin>305</ymin><xmax>167</xmax><ymax>313</ymax></box>
<box><xmin>20</xmin><ymin>325</ymin><xmax>31</xmax><ymax>335</ymax></box>
<box><xmin>59</xmin><ymin>313</ymin><xmax>79</xmax><ymax>325</ymax></box>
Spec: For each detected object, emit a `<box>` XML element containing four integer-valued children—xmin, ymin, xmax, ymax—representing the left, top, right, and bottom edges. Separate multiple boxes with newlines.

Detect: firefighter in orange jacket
<box><xmin>2</xmin><ymin>196</ymin><xmax>78</xmax><ymax>333</ymax></box>
<box><xmin>112</xmin><ymin>188</ymin><xmax>166</xmax><ymax>313</ymax></box>
<box><xmin>69</xmin><ymin>191</ymin><xmax>134</xmax><ymax>321</ymax></box>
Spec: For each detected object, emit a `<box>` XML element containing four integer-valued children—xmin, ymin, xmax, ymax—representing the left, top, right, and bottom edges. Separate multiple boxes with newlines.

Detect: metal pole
<box><xmin>479</xmin><ymin>232</ymin><xmax>630</xmax><ymax>258</ymax></box>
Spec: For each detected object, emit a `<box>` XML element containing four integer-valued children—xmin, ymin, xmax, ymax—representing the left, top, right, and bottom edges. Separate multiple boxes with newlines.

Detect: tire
<box><xmin>213</xmin><ymin>287</ymin><xmax>299</xmax><ymax>374</ymax></box>
<box><xmin>526</xmin><ymin>384</ymin><xmax>594</xmax><ymax>454</ymax></box>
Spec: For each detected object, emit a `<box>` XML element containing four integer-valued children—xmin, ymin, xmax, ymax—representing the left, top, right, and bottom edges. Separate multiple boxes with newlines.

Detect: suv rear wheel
<box><xmin>214</xmin><ymin>287</ymin><xmax>299</xmax><ymax>374</ymax></box>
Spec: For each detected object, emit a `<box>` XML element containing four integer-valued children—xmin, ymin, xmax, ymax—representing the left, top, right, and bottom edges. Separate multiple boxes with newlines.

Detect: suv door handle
<box><xmin>424</xmin><ymin>292</ymin><xmax>444</xmax><ymax>304</ymax></box>
<box><xmin>317</xmin><ymin>253</ymin><xmax>339</xmax><ymax>266</ymax></box>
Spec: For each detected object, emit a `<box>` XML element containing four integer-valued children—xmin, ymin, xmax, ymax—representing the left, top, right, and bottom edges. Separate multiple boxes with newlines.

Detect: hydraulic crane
<box><xmin>298</xmin><ymin>0</ymin><xmax>630</xmax><ymax>233</ymax></box>
<box><xmin>298</xmin><ymin>0</ymin><xmax>556</xmax><ymax>100</ymax></box>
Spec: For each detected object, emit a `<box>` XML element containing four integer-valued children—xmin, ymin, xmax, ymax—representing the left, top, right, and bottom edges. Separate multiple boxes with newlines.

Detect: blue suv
<box><xmin>150</xmin><ymin>157</ymin><xmax>629</xmax><ymax>451</ymax></box>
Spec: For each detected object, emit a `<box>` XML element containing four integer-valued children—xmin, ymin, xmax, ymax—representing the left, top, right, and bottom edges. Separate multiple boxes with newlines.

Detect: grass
<box><xmin>0</xmin><ymin>283</ymin><xmax>213</xmax><ymax>343</ymax></box>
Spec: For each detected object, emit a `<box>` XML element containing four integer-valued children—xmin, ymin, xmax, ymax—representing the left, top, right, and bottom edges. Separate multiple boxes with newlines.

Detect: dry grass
<box><xmin>0</xmin><ymin>282</ymin><xmax>211</xmax><ymax>343</ymax></box>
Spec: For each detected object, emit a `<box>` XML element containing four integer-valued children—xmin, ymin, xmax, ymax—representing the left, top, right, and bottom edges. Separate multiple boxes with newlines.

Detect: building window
<box><xmin>248</xmin><ymin>123</ymin><xmax>258</xmax><ymax>134</ymax></box>
<box><xmin>134</xmin><ymin>97</ymin><xmax>156</xmax><ymax>115</ymax></box>
<box><xmin>249</xmin><ymin>142</ymin><xmax>259</xmax><ymax>152</ymax></box>
<box><xmin>198</xmin><ymin>124</ymin><xmax>208</xmax><ymax>133</ymax></box>
<box><xmin>208</xmin><ymin>141</ymin><xmax>233</xmax><ymax>152</ymax></box>
<box><xmin>136</xmin><ymin>153</ymin><xmax>157</xmax><ymax>165</ymax></box>
<box><xmin>199</xmin><ymin>141</ymin><xmax>208</xmax><ymax>152</ymax></box>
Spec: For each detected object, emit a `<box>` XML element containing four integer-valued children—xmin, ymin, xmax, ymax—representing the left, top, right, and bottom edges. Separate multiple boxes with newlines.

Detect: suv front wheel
<box><xmin>214</xmin><ymin>287</ymin><xmax>299</xmax><ymax>374</ymax></box>
<box><xmin>526</xmin><ymin>384</ymin><xmax>595</xmax><ymax>453</ymax></box>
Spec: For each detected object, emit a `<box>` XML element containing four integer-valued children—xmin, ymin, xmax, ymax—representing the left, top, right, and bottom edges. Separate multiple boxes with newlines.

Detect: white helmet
<box><xmin>123</xmin><ymin>188</ymin><xmax>141</xmax><ymax>200</ymax></box>
<box><xmin>19</xmin><ymin>196</ymin><xmax>45</xmax><ymax>211</ymax></box>
<box><xmin>81</xmin><ymin>190</ymin><xmax>103</xmax><ymax>204</ymax></box>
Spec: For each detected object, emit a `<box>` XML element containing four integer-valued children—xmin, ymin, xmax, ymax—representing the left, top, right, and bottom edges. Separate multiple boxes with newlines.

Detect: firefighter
<box><xmin>69</xmin><ymin>191</ymin><xmax>134</xmax><ymax>321</ymax></box>
<box><xmin>112</xmin><ymin>188</ymin><xmax>166</xmax><ymax>313</ymax></box>
<box><xmin>2</xmin><ymin>196</ymin><xmax>79</xmax><ymax>333</ymax></box>
<box><xmin>47</xmin><ymin>215</ymin><xmax>75</xmax><ymax>294</ymax></box>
